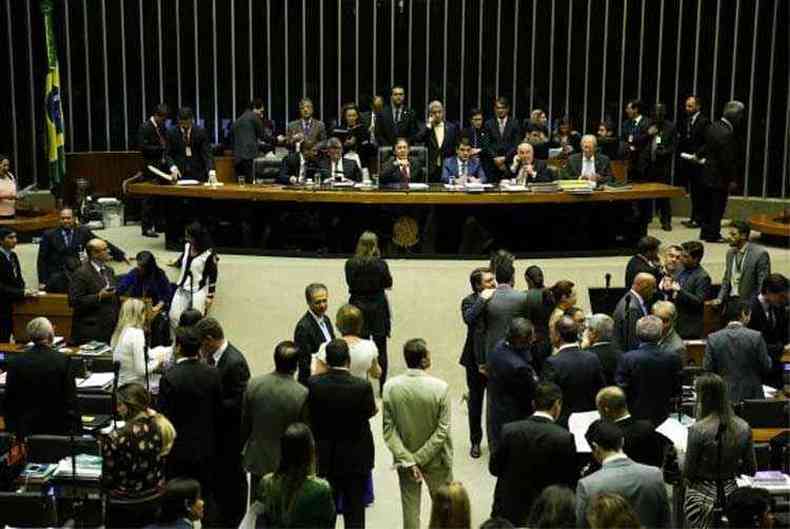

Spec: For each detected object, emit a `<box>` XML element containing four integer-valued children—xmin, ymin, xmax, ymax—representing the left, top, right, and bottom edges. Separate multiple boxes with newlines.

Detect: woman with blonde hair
<box><xmin>429</xmin><ymin>481</ymin><xmax>472</xmax><ymax>529</ymax></box>
<box><xmin>345</xmin><ymin>230</ymin><xmax>393</xmax><ymax>395</ymax></box>
<box><xmin>112</xmin><ymin>298</ymin><xmax>163</xmax><ymax>387</ymax></box>
<box><xmin>102</xmin><ymin>383</ymin><xmax>176</xmax><ymax>525</ymax></box>
<box><xmin>586</xmin><ymin>492</ymin><xmax>641</xmax><ymax>529</ymax></box>
<box><xmin>314</xmin><ymin>304</ymin><xmax>381</xmax><ymax>380</ymax></box>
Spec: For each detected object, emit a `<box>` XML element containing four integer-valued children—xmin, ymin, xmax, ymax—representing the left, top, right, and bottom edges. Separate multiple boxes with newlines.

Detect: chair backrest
<box><xmin>738</xmin><ymin>400</ymin><xmax>790</xmax><ymax>429</ymax></box>
<box><xmin>26</xmin><ymin>434</ymin><xmax>100</xmax><ymax>464</ymax></box>
<box><xmin>78</xmin><ymin>392</ymin><xmax>114</xmax><ymax>416</ymax></box>
<box><xmin>0</xmin><ymin>492</ymin><xmax>58</xmax><ymax>527</ymax></box>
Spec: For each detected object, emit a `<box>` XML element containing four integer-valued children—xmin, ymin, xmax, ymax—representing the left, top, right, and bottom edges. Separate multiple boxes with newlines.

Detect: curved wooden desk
<box><xmin>749</xmin><ymin>212</ymin><xmax>790</xmax><ymax>238</ymax></box>
<box><xmin>0</xmin><ymin>211</ymin><xmax>60</xmax><ymax>232</ymax></box>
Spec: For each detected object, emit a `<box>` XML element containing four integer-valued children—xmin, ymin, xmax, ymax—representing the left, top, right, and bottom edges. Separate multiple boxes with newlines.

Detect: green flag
<box><xmin>41</xmin><ymin>0</ymin><xmax>66</xmax><ymax>187</ymax></box>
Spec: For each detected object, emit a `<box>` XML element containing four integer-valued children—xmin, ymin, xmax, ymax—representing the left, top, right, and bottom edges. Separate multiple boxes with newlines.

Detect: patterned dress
<box><xmin>101</xmin><ymin>414</ymin><xmax>166</xmax><ymax>498</ymax></box>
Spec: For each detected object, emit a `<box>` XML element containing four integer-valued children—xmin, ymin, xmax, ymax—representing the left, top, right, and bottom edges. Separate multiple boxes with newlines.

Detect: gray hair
<box><xmin>428</xmin><ymin>100</ymin><xmax>444</xmax><ymax>112</ymax></box>
<box><xmin>326</xmin><ymin>137</ymin><xmax>342</xmax><ymax>149</ymax></box>
<box><xmin>635</xmin><ymin>315</ymin><xmax>663</xmax><ymax>344</ymax></box>
<box><xmin>581</xmin><ymin>134</ymin><xmax>597</xmax><ymax>147</ymax></box>
<box><xmin>587</xmin><ymin>314</ymin><xmax>614</xmax><ymax>342</ymax></box>
<box><xmin>651</xmin><ymin>300</ymin><xmax>677</xmax><ymax>322</ymax></box>
<box><xmin>27</xmin><ymin>317</ymin><xmax>54</xmax><ymax>344</ymax></box>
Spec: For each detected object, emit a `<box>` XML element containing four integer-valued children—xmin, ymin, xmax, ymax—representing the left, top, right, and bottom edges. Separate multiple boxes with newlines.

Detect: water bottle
<box><xmin>448</xmin><ymin>175</ymin><xmax>455</xmax><ymax>188</ymax></box>
<box><xmin>238</xmin><ymin>174</ymin><xmax>246</xmax><ymax>186</ymax></box>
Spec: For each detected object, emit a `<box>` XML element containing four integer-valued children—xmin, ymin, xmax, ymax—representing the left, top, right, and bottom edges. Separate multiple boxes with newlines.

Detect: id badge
<box><xmin>656</xmin><ymin>136</ymin><xmax>662</xmax><ymax>145</ymax></box>
<box><xmin>185</xmin><ymin>147</ymin><xmax>193</xmax><ymax>157</ymax></box>
<box><xmin>628</xmin><ymin>134</ymin><xmax>634</xmax><ymax>143</ymax></box>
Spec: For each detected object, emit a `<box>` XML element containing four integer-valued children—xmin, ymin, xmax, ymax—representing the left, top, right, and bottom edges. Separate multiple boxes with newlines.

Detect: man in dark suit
<box><xmin>460</xmin><ymin>267</ymin><xmax>496</xmax><ymax>458</ymax></box>
<box><xmin>543</xmin><ymin>316</ymin><xmax>606</xmax><ymax>427</ymax></box>
<box><xmin>167</xmin><ymin>107</ymin><xmax>215</xmax><ymax>183</ymax></box>
<box><xmin>414</xmin><ymin>100</ymin><xmax>459</xmax><ymax>183</ymax></box>
<box><xmin>158</xmin><ymin>327</ymin><xmax>223</xmax><ymax>512</ymax></box>
<box><xmin>705</xmin><ymin>300</ymin><xmax>772</xmax><ymax>402</ymax></box>
<box><xmin>486</xmin><ymin>317</ymin><xmax>539</xmax><ymax>454</ymax></box>
<box><xmin>678</xmin><ymin>96</ymin><xmax>710</xmax><ymax>229</ymax></box>
<box><xmin>582</xmin><ymin>314</ymin><xmax>620</xmax><ymax>386</ymax></box>
<box><xmin>596</xmin><ymin>386</ymin><xmax>670</xmax><ymax>468</ymax></box>
<box><xmin>638</xmin><ymin>103</ymin><xmax>676</xmax><ymax>230</ymax></box>
<box><xmin>322</xmin><ymin>137</ymin><xmax>363</xmax><ymax>182</ymax></box>
<box><xmin>463</xmin><ymin>108</ymin><xmax>494</xmax><ymax>157</ymax></box>
<box><xmin>4</xmin><ymin>317</ymin><xmax>78</xmax><ymax>438</ymax></box>
<box><xmin>505</xmin><ymin>143</ymin><xmax>553</xmax><ymax>184</ymax></box>
<box><xmin>0</xmin><ymin>228</ymin><xmax>34</xmax><ymax>341</ymax></box>
<box><xmin>442</xmin><ymin>137</ymin><xmax>487</xmax><ymax>183</ymax></box>
<box><xmin>232</xmin><ymin>98</ymin><xmax>273</xmax><ymax>180</ymax></box>
<box><xmin>713</xmin><ymin>220</ymin><xmax>771</xmax><ymax>308</ymax></box>
<box><xmin>613</xmin><ymin>273</ymin><xmax>657</xmax><ymax>352</ymax></box>
<box><xmin>621</xmin><ymin>100</ymin><xmax>652</xmax><ymax>182</ymax></box>
<box><xmin>136</xmin><ymin>103</ymin><xmax>170</xmax><ymax>237</ymax></box>
<box><xmin>565</xmin><ymin>135</ymin><xmax>613</xmax><ymax>185</ymax></box>
<box><xmin>624</xmin><ymin>236</ymin><xmax>663</xmax><ymax>288</ymax></box>
<box><xmin>697</xmin><ymin>100</ymin><xmax>746</xmax><ymax>242</ymax></box>
<box><xmin>748</xmin><ymin>274</ymin><xmax>789</xmax><ymax>388</ymax></box>
<box><xmin>660</xmin><ymin>241</ymin><xmax>711</xmax><ymax>338</ymax></box>
<box><xmin>294</xmin><ymin>283</ymin><xmax>335</xmax><ymax>386</ymax></box>
<box><xmin>489</xmin><ymin>382</ymin><xmax>577</xmax><ymax>527</ymax></box>
<box><xmin>195</xmin><ymin>318</ymin><xmax>251</xmax><ymax>527</ymax></box>
<box><xmin>68</xmin><ymin>239</ymin><xmax>121</xmax><ymax>345</ymax></box>
<box><xmin>277</xmin><ymin>139</ymin><xmax>322</xmax><ymax>184</ymax></box>
<box><xmin>375</xmin><ymin>85</ymin><xmax>420</xmax><ymax>147</ymax></box>
<box><xmin>37</xmin><ymin>207</ymin><xmax>127</xmax><ymax>290</ymax></box>
<box><xmin>616</xmin><ymin>315</ymin><xmax>683</xmax><ymax>425</ymax></box>
<box><xmin>281</xmin><ymin>97</ymin><xmax>327</xmax><ymax>152</ymax></box>
<box><xmin>484</xmin><ymin>97</ymin><xmax>521</xmax><ymax>182</ymax></box>
<box><xmin>378</xmin><ymin>138</ymin><xmax>427</xmax><ymax>186</ymax></box>
<box><xmin>308</xmin><ymin>339</ymin><xmax>377</xmax><ymax>529</ymax></box>
<box><xmin>481</xmin><ymin>251</ymin><xmax>529</xmax><ymax>369</ymax></box>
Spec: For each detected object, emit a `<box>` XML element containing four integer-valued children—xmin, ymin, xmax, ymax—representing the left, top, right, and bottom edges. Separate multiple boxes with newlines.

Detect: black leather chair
<box><xmin>105</xmin><ymin>489</ymin><xmax>164</xmax><ymax>529</ymax></box>
<box><xmin>0</xmin><ymin>492</ymin><xmax>58</xmax><ymax>527</ymax></box>
<box><xmin>738</xmin><ymin>399</ymin><xmax>790</xmax><ymax>429</ymax></box>
<box><xmin>25</xmin><ymin>434</ymin><xmax>100</xmax><ymax>464</ymax></box>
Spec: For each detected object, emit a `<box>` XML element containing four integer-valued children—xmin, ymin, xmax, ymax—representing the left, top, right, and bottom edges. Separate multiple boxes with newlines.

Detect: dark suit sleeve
<box><xmin>157</xmin><ymin>373</ymin><xmax>173</xmax><ymax>419</ymax></box>
<box><xmin>379</xmin><ymin>260</ymin><xmax>393</xmax><ymax>289</ymax></box>
<box><xmin>278</xmin><ymin>156</ymin><xmax>293</xmax><ymax>184</ymax></box>
<box><xmin>0</xmin><ymin>269</ymin><xmax>25</xmax><ymax>301</ymax></box>
<box><xmin>4</xmin><ymin>358</ymin><xmax>20</xmax><ymax>432</ymax></box>
<box><xmin>655</xmin><ymin>123</ymin><xmax>676</xmax><ymax>157</ymax></box>
<box><xmin>294</xmin><ymin>321</ymin><xmax>313</xmax><ymax>385</ymax></box>
<box><xmin>676</xmin><ymin>272</ymin><xmax>711</xmax><ymax>309</ymax></box>
<box><xmin>69</xmin><ymin>269</ymin><xmax>101</xmax><ymax>310</ymax></box>
<box><xmin>201</xmin><ymin>129</ymin><xmax>215</xmax><ymax>171</ymax></box>
<box><xmin>36</xmin><ymin>233</ymin><xmax>51</xmax><ymax>284</ymax></box>
<box><xmin>755</xmin><ymin>250</ymin><xmax>771</xmax><ymax>297</ymax></box>
<box><xmin>462</xmin><ymin>295</ymin><xmax>486</xmax><ymax>327</ymax></box>
<box><xmin>223</xmin><ymin>356</ymin><xmax>251</xmax><ymax>412</ymax></box>
<box><xmin>488</xmin><ymin>425</ymin><xmax>510</xmax><ymax>476</ymax></box>
<box><xmin>364</xmin><ymin>379</ymin><xmax>377</xmax><ymax>418</ymax></box>
<box><xmin>598</xmin><ymin>157</ymin><xmax>613</xmax><ymax>184</ymax></box>
<box><xmin>559</xmin><ymin>432</ymin><xmax>579</xmax><ymax>489</ymax></box>
<box><xmin>615</xmin><ymin>354</ymin><xmax>631</xmax><ymax>390</ymax></box>
<box><xmin>535</xmin><ymin>161</ymin><xmax>553</xmax><ymax>182</ymax></box>
<box><xmin>239</xmin><ymin>385</ymin><xmax>253</xmax><ymax>450</ymax></box>
<box><xmin>717</xmin><ymin>254</ymin><xmax>732</xmax><ymax>301</ymax></box>
<box><xmin>379</xmin><ymin>161</ymin><xmax>401</xmax><ymax>186</ymax></box>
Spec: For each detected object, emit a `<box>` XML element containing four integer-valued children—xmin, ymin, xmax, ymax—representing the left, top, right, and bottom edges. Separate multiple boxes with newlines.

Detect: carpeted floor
<box><xmin>13</xmin><ymin>218</ymin><xmax>789</xmax><ymax>528</ymax></box>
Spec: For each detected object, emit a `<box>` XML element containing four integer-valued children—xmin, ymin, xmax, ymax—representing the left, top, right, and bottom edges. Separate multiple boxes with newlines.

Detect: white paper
<box><xmin>76</xmin><ymin>372</ymin><xmax>115</xmax><ymax>388</ymax></box>
<box><xmin>407</xmin><ymin>183</ymin><xmax>429</xmax><ymax>190</ymax></box>
<box><xmin>763</xmin><ymin>385</ymin><xmax>778</xmax><ymax>399</ymax></box>
<box><xmin>680</xmin><ymin>152</ymin><xmax>696</xmax><ymax>161</ymax></box>
<box><xmin>176</xmin><ymin>179</ymin><xmax>200</xmax><ymax>186</ymax></box>
<box><xmin>569</xmin><ymin>410</ymin><xmax>601</xmax><ymax>452</ymax></box>
<box><xmin>656</xmin><ymin>417</ymin><xmax>691</xmax><ymax>452</ymax></box>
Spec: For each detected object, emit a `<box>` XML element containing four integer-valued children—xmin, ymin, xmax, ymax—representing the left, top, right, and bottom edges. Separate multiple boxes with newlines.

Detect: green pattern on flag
<box><xmin>42</xmin><ymin>0</ymin><xmax>66</xmax><ymax>186</ymax></box>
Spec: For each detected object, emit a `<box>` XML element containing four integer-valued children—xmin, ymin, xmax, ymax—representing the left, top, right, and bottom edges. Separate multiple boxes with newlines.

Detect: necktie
<box><xmin>499</xmin><ymin>119</ymin><xmax>505</xmax><ymax>136</ymax></box>
<box><xmin>101</xmin><ymin>266</ymin><xmax>112</xmax><ymax>287</ymax></box>
<box><xmin>303</xmin><ymin>120</ymin><xmax>310</xmax><ymax>135</ymax></box>
<box><xmin>207</xmin><ymin>355</ymin><xmax>216</xmax><ymax>367</ymax></box>
<box><xmin>473</xmin><ymin>131</ymin><xmax>479</xmax><ymax>148</ymax></box>
<box><xmin>64</xmin><ymin>229</ymin><xmax>72</xmax><ymax>248</ymax></box>
<box><xmin>400</xmin><ymin>165</ymin><xmax>410</xmax><ymax>183</ymax></box>
<box><xmin>395</xmin><ymin>109</ymin><xmax>401</xmax><ymax>123</ymax></box>
<box><xmin>460</xmin><ymin>161</ymin><xmax>467</xmax><ymax>177</ymax></box>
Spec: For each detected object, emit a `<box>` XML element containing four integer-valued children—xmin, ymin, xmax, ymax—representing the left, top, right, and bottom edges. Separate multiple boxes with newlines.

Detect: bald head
<box><xmin>86</xmin><ymin>238</ymin><xmax>110</xmax><ymax>262</ymax></box>
<box><xmin>632</xmin><ymin>272</ymin><xmax>657</xmax><ymax>300</ymax></box>
<box><xmin>596</xmin><ymin>386</ymin><xmax>629</xmax><ymax>421</ymax></box>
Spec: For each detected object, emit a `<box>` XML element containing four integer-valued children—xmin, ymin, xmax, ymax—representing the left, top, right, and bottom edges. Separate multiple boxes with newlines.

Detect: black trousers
<box><xmin>214</xmin><ymin>453</ymin><xmax>248</xmax><ymax>527</ymax></box>
<box><xmin>685</xmin><ymin>163</ymin><xmax>704</xmax><ymax>223</ymax></box>
<box><xmin>373</xmin><ymin>335</ymin><xmax>388</xmax><ymax>396</ymax></box>
<box><xmin>464</xmin><ymin>363</ymin><xmax>487</xmax><ymax>445</ymax></box>
<box><xmin>0</xmin><ymin>314</ymin><xmax>13</xmax><ymax>342</ymax></box>
<box><xmin>140</xmin><ymin>197</ymin><xmax>158</xmax><ymax>232</ymax></box>
<box><xmin>328</xmin><ymin>474</ymin><xmax>368</xmax><ymax>529</ymax></box>
<box><xmin>699</xmin><ymin>186</ymin><xmax>728</xmax><ymax>240</ymax></box>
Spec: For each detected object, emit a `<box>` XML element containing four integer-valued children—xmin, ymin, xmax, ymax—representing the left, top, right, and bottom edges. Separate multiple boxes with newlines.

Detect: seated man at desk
<box><xmin>379</xmin><ymin>138</ymin><xmax>427</xmax><ymax>187</ymax></box>
<box><xmin>4</xmin><ymin>317</ymin><xmax>78</xmax><ymax>438</ymax></box>
<box><xmin>37</xmin><ymin>207</ymin><xmax>128</xmax><ymax>291</ymax></box>
<box><xmin>504</xmin><ymin>143</ymin><xmax>553</xmax><ymax>185</ymax></box>
<box><xmin>321</xmin><ymin>138</ymin><xmax>363</xmax><ymax>182</ymax></box>
<box><xmin>441</xmin><ymin>137</ymin><xmax>486</xmax><ymax>184</ymax></box>
<box><xmin>565</xmin><ymin>135</ymin><xmax>613</xmax><ymax>185</ymax></box>
<box><xmin>277</xmin><ymin>139</ymin><xmax>322</xmax><ymax>185</ymax></box>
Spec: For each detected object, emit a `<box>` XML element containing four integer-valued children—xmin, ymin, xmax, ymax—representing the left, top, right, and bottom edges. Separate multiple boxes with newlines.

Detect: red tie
<box><xmin>400</xmin><ymin>165</ymin><xmax>410</xmax><ymax>183</ymax></box>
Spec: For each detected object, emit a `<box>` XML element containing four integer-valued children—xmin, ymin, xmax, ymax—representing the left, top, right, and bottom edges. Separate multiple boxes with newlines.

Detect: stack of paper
<box><xmin>500</xmin><ymin>184</ymin><xmax>529</xmax><ymax>192</ymax></box>
<box><xmin>407</xmin><ymin>183</ymin><xmax>429</xmax><ymax>191</ymax></box>
<box><xmin>558</xmin><ymin>180</ymin><xmax>595</xmax><ymax>194</ymax></box>
<box><xmin>530</xmin><ymin>182</ymin><xmax>560</xmax><ymax>193</ymax></box>
<box><xmin>76</xmin><ymin>372</ymin><xmax>115</xmax><ymax>389</ymax></box>
<box><xmin>738</xmin><ymin>472</ymin><xmax>790</xmax><ymax>494</ymax></box>
<box><xmin>54</xmin><ymin>454</ymin><xmax>102</xmax><ymax>480</ymax></box>
<box><xmin>79</xmin><ymin>341</ymin><xmax>111</xmax><ymax>356</ymax></box>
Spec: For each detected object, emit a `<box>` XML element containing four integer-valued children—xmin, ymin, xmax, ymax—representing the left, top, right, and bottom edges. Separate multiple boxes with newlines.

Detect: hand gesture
<box><xmin>480</xmin><ymin>288</ymin><xmax>496</xmax><ymax>301</ymax></box>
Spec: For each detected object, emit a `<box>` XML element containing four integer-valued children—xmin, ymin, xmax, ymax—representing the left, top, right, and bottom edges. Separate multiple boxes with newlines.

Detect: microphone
<box><xmin>605</xmin><ymin>273</ymin><xmax>612</xmax><ymax>289</ymax></box>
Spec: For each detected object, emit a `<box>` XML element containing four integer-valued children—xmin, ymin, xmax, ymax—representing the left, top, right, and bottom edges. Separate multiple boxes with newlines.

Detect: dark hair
<box><xmin>586</xmin><ymin>492</ymin><xmax>641</xmax><ymax>529</ymax></box>
<box><xmin>175</xmin><ymin>327</ymin><xmax>201</xmax><ymax>358</ymax></box>
<box><xmin>549</xmin><ymin>280</ymin><xmax>575</xmax><ymax>307</ymax></box>
<box><xmin>527</xmin><ymin>485</ymin><xmax>577</xmax><ymax>529</ymax></box>
<box><xmin>117</xmin><ymin>382</ymin><xmax>151</xmax><ymax>418</ymax></box>
<box><xmin>469</xmin><ymin>267</ymin><xmax>490</xmax><ymax>292</ymax></box>
<box><xmin>159</xmin><ymin>478</ymin><xmax>201</xmax><ymax>523</ymax></box>
<box><xmin>403</xmin><ymin>338</ymin><xmax>429</xmax><ymax>369</ymax></box>
<box><xmin>325</xmin><ymin>338</ymin><xmax>350</xmax><ymax>367</ymax></box>
<box><xmin>687</xmin><ymin>95</ymin><xmax>704</xmax><ymax>108</ymax></box>
<box><xmin>135</xmin><ymin>250</ymin><xmax>166</xmax><ymax>282</ymax></box>
<box><xmin>761</xmin><ymin>273</ymin><xmax>788</xmax><ymax>295</ymax></box>
<box><xmin>0</xmin><ymin>153</ymin><xmax>9</xmax><ymax>164</ymax></box>
<box><xmin>636</xmin><ymin>235</ymin><xmax>661</xmax><ymax>255</ymax></box>
<box><xmin>274</xmin><ymin>340</ymin><xmax>299</xmax><ymax>374</ymax></box>
<box><xmin>0</xmin><ymin>227</ymin><xmax>16</xmax><ymax>240</ymax></box>
<box><xmin>479</xmin><ymin>518</ymin><xmax>515</xmax><ymax>529</ymax></box>
<box><xmin>185</xmin><ymin>221</ymin><xmax>213</xmax><ymax>253</ymax></box>
<box><xmin>177</xmin><ymin>107</ymin><xmax>194</xmax><ymax>121</ymax></box>
<box><xmin>456</xmin><ymin>136</ymin><xmax>472</xmax><ymax>149</ymax></box>
<box><xmin>276</xmin><ymin>423</ymin><xmax>316</xmax><ymax>515</ymax></box>
<box><xmin>729</xmin><ymin>219</ymin><xmax>751</xmax><ymax>236</ymax></box>
<box><xmin>585</xmin><ymin>419</ymin><xmax>624</xmax><ymax>452</ymax></box>
<box><xmin>194</xmin><ymin>317</ymin><xmax>224</xmax><ymax>341</ymax></box>
<box><xmin>153</xmin><ymin>103</ymin><xmax>169</xmax><ymax>117</ymax></box>
<box><xmin>490</xmin><ymin>249</ymin><xmax>515</xmax><ymax>283</ymax></box>
<box><xmin>681</xmin><ymin>241</ymin><xmax>705</xmax><ymax>262</ymax></box>
<box><xmin>250</xmin><ymin>97</ymin><xmax>265</xmax><ymax>111</ymax></box>
<box><xmin>305</xmin><ymin>283</ymin><xmax>328</xmax><ymax>303</ymax></box>
<box><xmin>468</xmin><ymin>108</ymin><xmax>484</xmax><ymax>119</ymax></box>
<box><xmin>555</xmin><ymin>316</ymin><xmax>579</xmax><ymax>344</ymax></box>
<box><xmin>725</xmin><ymin>299</ymin><xmax>752</xmax><ymax>323</ymax></box>
<box><xmin>534</xmin><ymin>382</ymin><xmax>562</xmax><ymax>412</ymax></box>
<box><xmin>395</xmin><ymin>136</ymin><xmax>410</xmax><ymax>148</ymax></box>
<box><xmin>391</xmin><ymin>85</ymin><xmax>405</xmax><ymax>94</ymax></box>
<box><xmin>627</xmin><ymin>99</ymin><xmax>643</xmax><ymax>114</ymax></box>
<box><xmin>298</xmin><ymin>97</ymin><xmax>314</xmax><ymax>108</ymax></box>
<box><xmin>494</xmin><ymin>96</ymin><xmax>510</xmax><ymax>108</ymax></box>
<box><xmin>525</xmin><ymin>265</ymin><xmax>545</xmax><ymax>289</ymax></box>
<box><xmin>726</xmin><ymin>487</ymin><xmax>774</xmax><ymax>529</ymax></box>
<box><xmin>342</xmin><ymin>102</ymin><xmax>361</xmax><ymax>122</ymax></box>
<box><xmin>178</xmin><ymin>309</ymin><xmax>203</xmax><ymax>328</ymax></box>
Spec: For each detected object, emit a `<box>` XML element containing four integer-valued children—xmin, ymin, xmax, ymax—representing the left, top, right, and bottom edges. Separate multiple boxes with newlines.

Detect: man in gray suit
<box><xmin>577</xmin><ymin>420</ymin><xmax>670</xmax><ymax>528</ymax></box>
<box><xmin>281</xmin><ymin>97</ymin><xmax>327</xmax><ymax>152</ymax></box>
<box><xmin>613</xmin><ymin>273</ymin><xmax>656</xmax><ymax>352</ymax></box>
<box><xmin>481</xmin><ymin>251</ymin><xmax>529</xmax><ymax>368</ymax></box>
<box><xmin>565</xmin><ymin>135</ymin><xmax>613</xmax><ymax>185</ymax></box>
<box><xmin>383</xmin><ymin>338</ymin><xmax>452</xmax><ymax>529</ymax></box>
<box><xmin>704</xmin><ymin>300</ymin><xmax>772</xmax><ymax>402</ymax></box>
<box><xmin>240</xmin><ymin>341</ymin><xmax>308</xmax><ymax>496</ymax></box>
<box><xmin>652</xmin><ymin>301</ymin><xmax>688</xmax><ymax>365</ymax></box>
<box><xmin>660</xmin><ymin>241</ymin><xmax>711</xmax><ymax>339</ymax></box>
<box><xmin>714</xmin><ymin>220</ymin><xmax>771</xmax><ymax>309</ymax></box>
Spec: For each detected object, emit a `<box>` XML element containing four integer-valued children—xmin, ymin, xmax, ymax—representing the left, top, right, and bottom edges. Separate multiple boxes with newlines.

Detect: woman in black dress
<box><xmin>345</xmin><ymin>231</ymin><xmax>393</xmax><ymax>395</ymax></box>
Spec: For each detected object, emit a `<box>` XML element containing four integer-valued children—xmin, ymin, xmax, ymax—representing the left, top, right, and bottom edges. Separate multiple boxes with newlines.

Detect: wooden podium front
<box><xmin>12</xmin><ymin>294</ymin><xmax>73</xmax><ymax>343</ymax></box>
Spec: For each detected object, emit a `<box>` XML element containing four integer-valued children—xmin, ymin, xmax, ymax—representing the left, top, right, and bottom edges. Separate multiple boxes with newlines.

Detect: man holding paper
<box><xmin>167</xmin><ymin>107</ymin><xmax>216</xmax><ymax>183</ymax></box>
